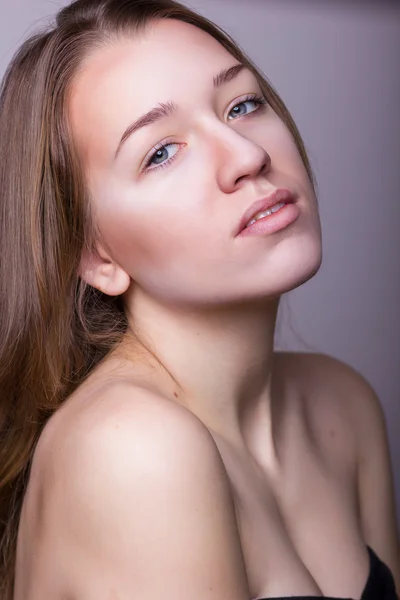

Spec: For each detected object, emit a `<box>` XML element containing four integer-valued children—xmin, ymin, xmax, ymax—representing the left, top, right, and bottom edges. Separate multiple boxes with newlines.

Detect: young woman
<box><xmin>0</xmin><ymin>0</ymin><xmax>398</xmax><ymax>598</ymax></box>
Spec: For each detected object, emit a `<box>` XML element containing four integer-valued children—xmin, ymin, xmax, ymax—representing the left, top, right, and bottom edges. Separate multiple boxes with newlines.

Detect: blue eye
<box><xmin>228</xmin><ymin>94</ymin><xmax>267</xmax><ymax>120</ymax></box>
<box><xmin>144</xmin><ymin>141</ymin><xmax>181</xmax><ymax>173</ymax></box>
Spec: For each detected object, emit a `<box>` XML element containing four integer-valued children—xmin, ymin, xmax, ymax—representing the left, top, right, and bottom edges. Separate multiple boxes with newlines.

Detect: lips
<box><xmin>236</xmin><ymin>188</ymin><xmax>296</xmax><ymax>236</ymax></box>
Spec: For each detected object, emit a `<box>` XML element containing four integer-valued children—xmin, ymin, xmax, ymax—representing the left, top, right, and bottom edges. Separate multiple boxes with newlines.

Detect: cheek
<box><xmin>92</xmin><ymin>179</ymin><xmax>206</xmax><ymax>281</ymax></box>
<box><xmin>101</xmin><ymin>207</ymin><xmax>184</xmax><ymax>274</ymax></box>
<box><xmin>257</xmin><ymin>118</ymin><xmax>313</xmax><ymax>192</ymax></box>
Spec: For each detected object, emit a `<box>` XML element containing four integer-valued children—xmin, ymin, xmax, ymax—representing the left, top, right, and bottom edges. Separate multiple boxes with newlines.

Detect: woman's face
<box><xmin>70</xmin><ymin>18</ymin><xmax>322</xmax><ymax>307</ymax></box>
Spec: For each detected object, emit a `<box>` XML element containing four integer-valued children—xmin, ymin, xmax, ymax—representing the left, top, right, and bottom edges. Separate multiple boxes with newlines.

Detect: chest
<box><xmin>218</xmin><ymin>409</ymin><xmax>369</xmax><ymax>599</ymax></box>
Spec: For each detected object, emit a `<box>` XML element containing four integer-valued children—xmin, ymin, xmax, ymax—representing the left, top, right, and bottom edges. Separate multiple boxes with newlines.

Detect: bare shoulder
<box><xmin>274</xmin><ymin>349</ymin><xmax>374</xmax><ymax>393</ymax></box>
<box><xmin>273</xmin><ymin>350</ymin><xmax>383</xmax><ymax>433</ymax></box>
<box><xmin>272</xmin><ymin>351</ymin><xmax>382</xmax><ymax>473</ymax></box>
<box><xmin>40</xmin><ymin>380</ymin><xmax>230</xmax><ymax>481</ymax></box>
<box><xmin>35</xmin><ymin>379</ymin><xmax>215</xmax><ymax>463</ymax></box>
<box><xmin>26</xmin><ymin>382</ymin><xmax>250</xmax><ymax>599</ymax></box>
<box><xmin>274</xmin><ymin>352</ymin><xmax>400</xmax><ymax>586</ymax></box>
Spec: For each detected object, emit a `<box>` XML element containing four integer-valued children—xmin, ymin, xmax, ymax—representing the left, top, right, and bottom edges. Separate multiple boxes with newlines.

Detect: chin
<box><xmin>276</xmin><ymin>236</ymin><xmax>323</xmax><ymax>294</ymax></box>
<box><xmin>284</xmin><ymin>255</ymin><xmax>322</xmax><ymax>293</ymax></box>
<box><xmin>235</xmin><ymin>208</ymin><xmax>323</xmax><ymax>301</ymax></box>
<box><xmin>247</xmin><ymin>233</ymin><xmax>323</xmax><ymax>301</ymax></box>
<box><xmin>209</xmin><ymin>244</ymin><xmax>322</xmax><ymax>308</ymax></box>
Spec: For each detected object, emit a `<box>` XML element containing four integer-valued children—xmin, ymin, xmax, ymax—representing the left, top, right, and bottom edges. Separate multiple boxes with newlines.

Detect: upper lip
<box><xmin>236</xmin><ymin>188</ymin><xmax>296</xmax><ymax>235</ymax></box>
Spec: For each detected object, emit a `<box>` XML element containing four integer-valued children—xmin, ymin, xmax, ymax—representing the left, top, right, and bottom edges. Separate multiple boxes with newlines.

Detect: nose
<box><xmin>212</xmin><ymin>124</ymin><xmax>272</xmax><ymax>193</ymax></box>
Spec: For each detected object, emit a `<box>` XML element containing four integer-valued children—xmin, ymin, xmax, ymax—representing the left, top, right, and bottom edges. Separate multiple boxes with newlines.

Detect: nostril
<box><xmin>261</xmin><ymin>156</ymin><xmax>271</xmax><ymax>173</ymax></box>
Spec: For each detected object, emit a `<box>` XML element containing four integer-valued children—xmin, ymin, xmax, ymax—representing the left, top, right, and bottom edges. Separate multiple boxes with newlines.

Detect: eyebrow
<box><xmin>114</xmin><ymin>63</ymin><xmax>247</xmax><ymax>159</ymax></box>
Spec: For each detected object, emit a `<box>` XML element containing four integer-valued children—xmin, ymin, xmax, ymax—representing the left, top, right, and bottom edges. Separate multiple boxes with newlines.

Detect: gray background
<box><xmin>1</xmin><ymin>0</ymin><xmax>399</xmax><ymax>518</ymax></box>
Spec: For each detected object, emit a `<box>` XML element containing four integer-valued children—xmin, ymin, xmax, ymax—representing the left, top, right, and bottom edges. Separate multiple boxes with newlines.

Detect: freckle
<box><xmin>174</xmin><ymin>392</ymin><xmax>179</xmax><ymax>398</ymax></box>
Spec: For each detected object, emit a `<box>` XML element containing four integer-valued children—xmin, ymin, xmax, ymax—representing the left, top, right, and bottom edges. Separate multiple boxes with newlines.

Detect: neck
<box><xmin>123</xmin><ymin>287</ymin><xmax>282</xmax><ymax>459</ymax></box>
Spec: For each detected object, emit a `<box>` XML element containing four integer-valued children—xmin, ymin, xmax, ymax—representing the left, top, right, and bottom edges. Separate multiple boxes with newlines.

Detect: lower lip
<box><xmin>237</xmin><ymin>202</ymin><xmax>300</xmax><ymax>237</ymax></box>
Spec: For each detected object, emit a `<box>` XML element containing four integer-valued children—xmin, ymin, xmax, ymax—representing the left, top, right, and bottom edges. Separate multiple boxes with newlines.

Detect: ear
<box><xmin>79</xmin><ymin>243</ymin><xmax>131</xmax><ymax>296</ymax></box>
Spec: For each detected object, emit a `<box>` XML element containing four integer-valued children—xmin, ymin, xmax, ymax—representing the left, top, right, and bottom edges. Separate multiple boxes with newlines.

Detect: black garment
<box><xmin>257</xmin><ymin>546</ymin><xmax>398</xmax><ymax>600</ymax></box>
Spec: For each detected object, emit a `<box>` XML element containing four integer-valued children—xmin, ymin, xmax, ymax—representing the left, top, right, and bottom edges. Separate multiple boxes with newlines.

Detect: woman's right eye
<box><xmin>143</xmin><ymin>142</ymin><xmax>181</xmax><ymax>173</ymax></box>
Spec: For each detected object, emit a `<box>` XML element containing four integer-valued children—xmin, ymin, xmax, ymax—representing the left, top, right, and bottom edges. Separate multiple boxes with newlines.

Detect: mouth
<box><xmin>236</xmin><ymin>188</ymin><xmax>296</xmax><ymax>236</ymax></box>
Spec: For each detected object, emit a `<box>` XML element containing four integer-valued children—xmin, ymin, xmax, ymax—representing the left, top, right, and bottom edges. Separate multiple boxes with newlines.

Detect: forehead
<box><xmin>69</xmin><ymin>19</ymin><xmax>236</xmax><ymax>165</ymax></box>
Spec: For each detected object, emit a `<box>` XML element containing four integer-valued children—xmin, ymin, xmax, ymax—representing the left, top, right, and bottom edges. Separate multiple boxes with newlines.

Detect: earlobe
<box><xmin>79</xmin><ymin>247</ymin><xmax>131</xmax><ymax>296</ymax></box>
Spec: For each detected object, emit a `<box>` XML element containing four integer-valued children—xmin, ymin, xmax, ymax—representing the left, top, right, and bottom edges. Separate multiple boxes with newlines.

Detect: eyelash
<box><xmin>142</xmin><ymin>93</ymin><xmax>268</xmax><ymax>175</ymax></box>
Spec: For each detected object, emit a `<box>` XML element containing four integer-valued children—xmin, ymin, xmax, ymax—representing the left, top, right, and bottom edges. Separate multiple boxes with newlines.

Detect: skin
<box><xmin>14</xmin><ymin>18</ymin><xmax>400</xmax><ymax>600</ymax></box>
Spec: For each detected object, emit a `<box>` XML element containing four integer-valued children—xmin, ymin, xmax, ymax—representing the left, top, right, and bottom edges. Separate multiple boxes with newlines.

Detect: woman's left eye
<box><xmin>228</xmin><ymin>94</ymin><xmax>267</xmax><ymax>120</ymax></box>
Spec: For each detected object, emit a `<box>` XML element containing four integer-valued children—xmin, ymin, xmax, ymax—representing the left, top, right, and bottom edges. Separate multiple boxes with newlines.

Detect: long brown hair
<box><xmin>0</xmin><ymin>0</ymin><xmax>315</xmax><ymax>596</ymax></box>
